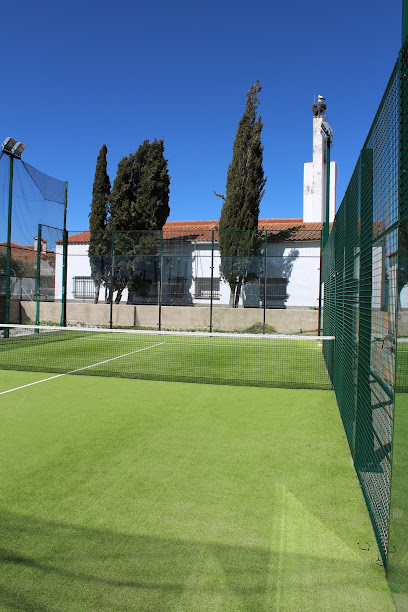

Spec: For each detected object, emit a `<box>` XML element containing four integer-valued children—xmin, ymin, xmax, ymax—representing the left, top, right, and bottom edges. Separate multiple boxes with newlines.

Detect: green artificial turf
<box><xmin>0</xmin><ymin>330</ymin><xmax>333</xmax><ymax>389</ymax></box>
<box><xmin>387</xmin><ymin>392</ymin><xmax>408</xmax><ymax>611</ymax></box>
<box><xmin>0</xmin><ymin>372</ymin><xmax>394</xmax><ymax>611</ymax></box>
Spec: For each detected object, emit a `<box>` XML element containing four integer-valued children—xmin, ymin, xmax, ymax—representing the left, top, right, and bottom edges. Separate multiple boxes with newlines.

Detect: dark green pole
<box><xmin>318</xmin><ymin>230</ymin><xmax>323</xmax><ymax>336</ymax></box>
<box><xmin>60</xmin><ymin>229</ymin><xmax>68</xmax><ymax>327</ymax></box>
<box><xmin>4</xmin><ymin>154</ymin><xmax>14</xmax><ymax>338</ymax></box>
<box><xmin>35</xmin><ymin>224</ymin><xmax>42</xmax><ymax>330</ymax></box>
<box><xmin>210</xmin><ymin>230</ymin><xmax>214</xmax><ymax>332</ymax></box>
<box><xmin>263</xmin><ymin>231</ymin><xmax>267</xmax><ymax>334</ymax></box>
<box><xmin>158</xmin><ymin>230</ymin><xmax>163</xmax><ymax>331</ymax></box>
<box><xmin>60</xmin><ymin>182</ymin><xmax>68</xmax><ymax>327</ymax></box>
<box><xmin>109</xmin><ymin>231</ymin><xmax>114</xmax><ymax>329</ymax></box>
<box><xmin>403</xmin><ymin>0</ymin><xmax>408</xmax><ymax>44</ymax></box>
<box><xmin>322</xmin><ymin>141</ymin><xmax>331</xmax><ymax>249</ymax></box>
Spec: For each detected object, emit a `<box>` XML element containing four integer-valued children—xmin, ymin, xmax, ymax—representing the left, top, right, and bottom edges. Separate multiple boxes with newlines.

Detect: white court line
<box><xmin>80</xmin><ymin>337</ymin><xmax>324</xmax><ymax>349</ymax></box>
<box><xmin>0</xmin><ymin>342</ymin><xmax>165</xmax><ymax>396</ymax></box>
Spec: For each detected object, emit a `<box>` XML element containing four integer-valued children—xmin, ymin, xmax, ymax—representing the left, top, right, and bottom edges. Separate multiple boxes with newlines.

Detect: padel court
<box><xmin>0</xmin><ymin>369</ymin><xmax>395</xmax><ymax>611</ymax></box>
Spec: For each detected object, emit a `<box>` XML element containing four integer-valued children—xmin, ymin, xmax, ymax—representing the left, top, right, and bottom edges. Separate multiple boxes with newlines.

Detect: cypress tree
<box><xmin>89</xmin><ymin>144</ymin><xmax>111</xmax><ymax>303</ymax></box>
<box><xmin>217</xmin><ymin>80</ymin><xmax>266</xmax><ymax>307</ymax></box>
<box><xmin>108</xmin><ymin>139</ymin><xmax>170</xmax><ymax>302</ymax></box>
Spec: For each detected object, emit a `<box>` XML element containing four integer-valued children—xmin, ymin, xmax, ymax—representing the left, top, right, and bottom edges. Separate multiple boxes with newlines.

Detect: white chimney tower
<box><xmin>303</xmin><ymin>95</ymin><xmax>337</xmax><ymax>223</ymax></box>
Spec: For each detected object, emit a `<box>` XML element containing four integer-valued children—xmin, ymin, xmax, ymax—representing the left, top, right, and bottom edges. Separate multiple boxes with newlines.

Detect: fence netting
<box><xmin>26</xmin><ymin>226</ymin><xmax>322</xmax><ymax>333</ymax></box>
<box><xmin>0</xmin><ymin>153</ymin><xmax>67</xmax><ymax>331</ymax></box>
<box><xmin>0</xmin><ymin>323</ymin><xmax>335</xmax><ymax>391</ymax></box>
<box><xmin>322</xmin><ymin>53</ymin><xmax>405</xmax><ymax>568</ymax></box>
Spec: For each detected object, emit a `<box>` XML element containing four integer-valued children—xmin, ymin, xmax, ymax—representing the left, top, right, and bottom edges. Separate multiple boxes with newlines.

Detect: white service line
<box><xmin>0</xmin><ymin>342</ymin><xmax>165</xmax><ymax>395</ymax></box>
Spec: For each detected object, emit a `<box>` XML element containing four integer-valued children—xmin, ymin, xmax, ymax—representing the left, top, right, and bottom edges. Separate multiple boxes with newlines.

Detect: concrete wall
<box><xmin>19</xmin><ymin>301</ymin><xmax>319</xmax><ymax>334</ymax></box>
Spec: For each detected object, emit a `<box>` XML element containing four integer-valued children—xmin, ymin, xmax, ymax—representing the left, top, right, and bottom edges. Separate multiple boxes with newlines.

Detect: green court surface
<box><xmin>0</xmin><ymin>329</ymin><xmax>333</xmax><ymax>390</ymax></box>
<box><xmin>0</xmin><ymin>371</ymin><xmax>394</xmax><ymax>611</ymax></box>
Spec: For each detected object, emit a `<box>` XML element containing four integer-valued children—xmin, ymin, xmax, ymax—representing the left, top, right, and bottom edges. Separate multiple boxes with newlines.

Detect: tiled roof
<box><xmin>67</xmin><ymin>219</ymin><xmax>324</xmax><ymax>243</ymax></box>
<box><xmin>66</xmin><ymin>230</ymin><xmax>93</xmax><ymax>244</ymax></box>
<box><xmin>0</xmin><ymin>241</ymin><xmax>35</xmax><ymax>250</ymax></box>
<box><xmin>0</xmin><ymin>242</ymin><xmax>54</xmax><ymax>256</ymax></box>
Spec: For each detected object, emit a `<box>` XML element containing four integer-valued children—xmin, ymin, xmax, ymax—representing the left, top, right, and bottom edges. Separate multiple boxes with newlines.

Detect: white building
<box><xmin>55</xmin><ymin>220</ymin><xmax>324</xmax><ymax>308</ymax></box>
<box><xmin>303</xmin><ymin>95</ymin><xmax>337</xmax><ymax>223</ymax></box>
<box><xmin>55</xmin><ymin>95</ymin><xmax>336</xmax><ymax>310</ymax></box>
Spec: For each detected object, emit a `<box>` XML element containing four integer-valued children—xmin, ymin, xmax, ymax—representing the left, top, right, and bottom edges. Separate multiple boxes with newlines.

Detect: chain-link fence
<box><xmin>29</xmin><ymin>226</ymin><xmax>324</xmax><ymax>334</ymax></box>
<box><xmin>0</xmin><ymin>153</ymin><xmax>67</xmax><ymax>332</ymax></box>
<box><xmin>322</xmin><ymin>50</ymin><xmax>406</xmax><ymax>570</ymax></box>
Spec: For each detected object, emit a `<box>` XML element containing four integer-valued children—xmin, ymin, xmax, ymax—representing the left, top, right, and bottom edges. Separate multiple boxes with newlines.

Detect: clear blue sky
<box><xmin>2</xmin><ymin>0</ymin><xmax>403</xmax><ymax>231</ymax></box>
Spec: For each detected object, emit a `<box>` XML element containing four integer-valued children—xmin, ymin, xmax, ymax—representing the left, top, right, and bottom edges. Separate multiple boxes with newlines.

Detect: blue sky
<box><xmin>2</xmin><ymin>0</ymin><xmax>403</xmax><ymax>231</ymax></box>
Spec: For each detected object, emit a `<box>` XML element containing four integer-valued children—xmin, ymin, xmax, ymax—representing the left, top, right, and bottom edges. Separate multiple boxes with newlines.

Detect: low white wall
<box><xmin>19</xmin><ymin>301</ymin><xmax>319</xmax><ymax>334</ymax></box>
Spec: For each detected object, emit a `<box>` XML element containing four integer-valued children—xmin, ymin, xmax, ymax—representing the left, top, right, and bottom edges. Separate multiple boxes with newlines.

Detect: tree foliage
<box><xmin>108</xmin><ymin>139</ymin><xmax>170</xmax><ymax>302</ymax></box>
<box><xmin>217</xmin><ymin>80</ymin><xmax>266</xmax><ymax>307</ymax></box>
<box><xmin>88</xmin><ymin>144</ymin><xmax>111</xmax><ymax>303</ymax></box>
<box><xmin>0</xmin><ymin>250</ymin><xmax>36</xmax><ymax>279</ymax></box>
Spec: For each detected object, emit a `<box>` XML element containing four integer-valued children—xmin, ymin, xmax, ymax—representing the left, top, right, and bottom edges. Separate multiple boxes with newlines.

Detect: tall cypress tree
<box><xmin>109</xmin><ymin>139</ymin><xmax>170</xmax><ymax>302</ymax></box>
<box><xmin>217</xmin><ymin>80</ymin><xmax>266</xmax><ymax>307</ymax></box>
<box><xmin>89</xmin><ymin>144</ymin><xmax>111</xmax><ymax>303</ymax></box>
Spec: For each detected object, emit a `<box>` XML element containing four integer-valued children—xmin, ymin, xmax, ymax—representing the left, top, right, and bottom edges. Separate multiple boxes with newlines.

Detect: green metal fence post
<box><xmin>263</xmin><ymin>231</ymin><xmax>267</xmax><ymax>333</ymax></box>
<box><xmin>403</xmin><ymin>0</ymin><xmax>408</xmax><ymax>44</ymax></box>
<box><xmin>322</xmin><ymin>140</ymin><xmax>331</xmax><ymax>250</ymax></box>
<box><xmin>318</xmin><ymin>230</ymin><xmax>323</xmax><ymax>336</ymax></box>
<box><xmin>4</xmin><ymin>154</ymin><xmax>14</xmax><ymax>338</ymax></box>
<box><xmin>35</xmin><ymin>224</ymin><xmax>42</xmax><ymax>330</ymax></box>
<box><xmin>60</xmin><ymin>182</ymin><xmax>68</xmax><ymax>327</ymax></box>
<box><xmin>210</xmin><ymin>230</ymin><xmax>214</xmax><ymax>332</ymax></box>
<box><xmin>355</xmin><ymin>150</ymin><xmax>375</xmax><ymax>469</ymax></box>
<box><xmin>159</xmin><ymin>230</ymin><xmax>163</xmax><ymax>331</ymax></box>
<box><xmin>60</xmin><ymin>229</ymin><xmax>68</xmax><ymax>327</ymax></box>
<box><xmin>109</xmin><ymin>231</ymin><xmax>114</xmax><ymax>329</ymax></box>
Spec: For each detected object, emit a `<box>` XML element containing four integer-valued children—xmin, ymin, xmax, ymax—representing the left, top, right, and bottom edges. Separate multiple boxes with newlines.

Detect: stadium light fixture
<box><xmin>1</xmin><ymin>137</ymin><xmax>17</xmax><ymax>153</ymax></box>
<box><xmin>321</xmin><ymin>122</ymin><xmax>333</xmax><ymax>145</ymax></box>
<box><xmin>2</xmin><ymin>136</ymin><xmax>26</xmax><ymax>338</ymax></box>
<box><xmin>11</xmin><ymin>141</ymin><xmax>26</xmax><ymax>157</ymax></box>
<box><xmin>2</xmin><ymin>137</ymin><xmax>26</xmax><ymax>158</ymax></box>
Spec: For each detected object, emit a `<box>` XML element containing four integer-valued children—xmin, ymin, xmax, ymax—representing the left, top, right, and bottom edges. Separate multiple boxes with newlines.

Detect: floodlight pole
<box><xmin>209</xmin><ymin>230</ymin><xmax>214</xmax><ymax>332</ymax></box>
<box><xmin>1</xmin><ymin>139</ymin><xmax>26</xmax><ymax>338</ymax></box>
<box><xmin>35</xmin><ymin>224</ymin><xmax>42</xmax><ymax>331</ymax></box>
<box><xmin>60</xmin><ymin>182</ymin><xmax>68</xmax><ymax>327</ymax></box>
<box><xmin>403</xmin><ymin>0</ymin><xmax>408</xmax><ymax>44</ymax></box>
<box><xmin>321</xmin><ymin>122</ymin><xmax>332</xmax><ymax>250</ymax></box>
<box><xmin>318</xmin><ymin>122</ymin><xmax>332</xmax><ymax>335</ymax></box>
<box><xmin>4</xmin><ymin>154</ymin><xmax>14</xmax><ymax>338</ymax></box>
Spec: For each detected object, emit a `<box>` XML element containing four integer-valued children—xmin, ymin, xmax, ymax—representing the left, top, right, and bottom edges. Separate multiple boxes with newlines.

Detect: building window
<box><xmin>162</xmin><ymin>277</ymin><xmax>188</xmax><ymax>305</ymax></box>
<box><xmin>195</xmin><ymin>277</ymin><xmax>221</xmax><ymax>299</ymax></box>
<box><xmin>260</xmin><ymin>278</ymin><xmax>288</xmax><ymax>299</ymax></box>
<box><xmin>74</xmin><ymin>276</ymin><xmax>96</xmax><ymax>299</ymax></box>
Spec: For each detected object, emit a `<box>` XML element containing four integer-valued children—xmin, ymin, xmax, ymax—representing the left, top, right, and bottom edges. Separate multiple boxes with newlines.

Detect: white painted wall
<box><xmin>329</xmin><ymin>161</ymin><xmax>337</xmax><ymax>222</ymax></box>
<box><xmin>57</xmin><ymin>239</ymin><xmax>321</xmax><ymax>308</ymax></box>
<box><xmin>303</xmin><ymin>117</ymin><xmax>337</xmax><ymax>223</ymax></box>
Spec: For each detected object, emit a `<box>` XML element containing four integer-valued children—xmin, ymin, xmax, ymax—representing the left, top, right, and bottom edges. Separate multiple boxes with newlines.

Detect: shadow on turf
<box><xmin>0</xmin><ymin>508</ymin><xmax>387</xmax><ymax>611</ymax></box>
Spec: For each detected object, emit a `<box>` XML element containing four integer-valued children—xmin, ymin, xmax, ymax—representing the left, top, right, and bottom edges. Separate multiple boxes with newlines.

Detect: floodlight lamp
<box><xmin>11</xmin><ymin>142</ymin><xmax>26</xmax><ymax>157</ymax></box>
<box><xmin>321</xmin><ymin>122</ymin><xmax>333</xmax><ymax>145</ymax></box>
<box><xmin>2</xmin><ymin>137</ymin><xmax>17</xmax><ymax>152</ymax></box>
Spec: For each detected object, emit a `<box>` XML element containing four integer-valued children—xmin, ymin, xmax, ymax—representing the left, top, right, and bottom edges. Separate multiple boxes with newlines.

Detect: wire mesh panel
<box><xmin>386</xmin><ymin>41</ymin><xmax>408</xmax><ymax>604</ymax></box>
<box><xmin>0</xmin><ymin>323</ymin><xmax>334</xmax><ymax>390</ymax></box>
<box><xmin>60</xmin><ymin>227</ymin><xmax>324</xmax><ymax>333</ymax></box>
<box><xmin>0</xmin><ymin>242</ymin><xmax>37</xmax><ymax>324</ymax></box>
<box><xmin>322</xmin><ymin>60</ymin><xmax>400</xmax><ymax>565</ymax></box>
<box><xmin>0</xmin><ymin>154</ymin><xmax>67</xmax><ymax>330</ymax></box>
<box><xmin>33</xmin><ymin>225</ymin><xmax>66</xmax><ymax>326</ymax></box>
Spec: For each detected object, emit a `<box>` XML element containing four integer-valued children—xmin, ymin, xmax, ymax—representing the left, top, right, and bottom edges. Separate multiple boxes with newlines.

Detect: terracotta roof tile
<box><xmin>66</xmin><ymin>219</ymin><xmax>325</xmax><ymax>243</ymax></box>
